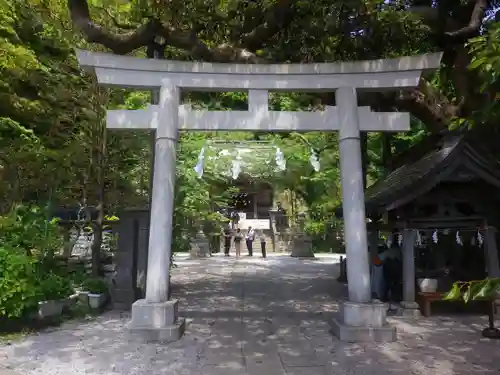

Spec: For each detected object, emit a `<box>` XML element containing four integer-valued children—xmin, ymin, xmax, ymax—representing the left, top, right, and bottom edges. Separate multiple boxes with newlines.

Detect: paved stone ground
<box><xmin>1</xmin><ymin>253</ymin><xmax>500</xmax><ymax>375</ymax></box>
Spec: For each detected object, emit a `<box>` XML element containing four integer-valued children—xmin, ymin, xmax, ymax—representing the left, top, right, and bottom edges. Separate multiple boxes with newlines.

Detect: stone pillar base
<box><xmin>397</xmin><ymin>301</ymin><xmax>421</xmax><ymax>317</ymax></box>
<box><xmin>331</xmin><ymin>301</ymin><xmax>396</xmax><ymax>342</ymax></box>
<box><xmin>127</xmin><ymin>299</ymin><xmax>185</xmax><ymax>343</ymax></box>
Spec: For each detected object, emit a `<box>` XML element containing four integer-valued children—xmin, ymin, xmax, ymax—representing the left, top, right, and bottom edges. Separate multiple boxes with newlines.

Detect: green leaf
<box><xmin>470</xmin><ymin>281</ymin><xmax>487</xmax><ymax>299</ymax></box>
<box><xmin>469</xmin><ymin>59</ymin><xmax>483</xmax><ymax>70</ymax></box>
<box><xmin>443</xmin><ymin>283</ymin><xmax>461</xmax><ymax>301</ymax></box>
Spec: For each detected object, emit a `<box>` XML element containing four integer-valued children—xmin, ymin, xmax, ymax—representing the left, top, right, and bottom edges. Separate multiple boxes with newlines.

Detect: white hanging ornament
<box><xmin>432</xmin><ymin>229</ymin><xmax>438</xmax><ymax>243</ymax></box>
<box><xmin>397</xmin><ymin>233</ymin><xmax>403</xmax><ymax>246</ymax></box>
<box><xmin>386</xmin><ymin>235</ymin><xmax>393</xmax><ymax>248</ymax></box>
<box><xmin>231</xmin><ymin>150</ymin><xmax>242</xmax><ymax>180</ymax></box>
<box><xmin>477</xmin><ymin>230</ymin><xmax>484</xmax><ymax>247</ymax></box>
<box><xmin>274</xmin><ymin>147</ymin><xmax>286</xmax><ymax>171</ymax></box>
<box><xmin>309</xmin><ymin>148</ymin><xmax>320</xmax><ymax>172</ymax></box>
<box><xmin>456</xmin><ymin>231</ymin><xmax>463</xmax><ymax>246</ymax></box>
<box><xmin>231</xmin><ymin>159</ymin><xmax>241</xmax><ymax>179</ymax></box>
<box><xmin>415</xmin><ymin>231</ymin><xmax>422</xmax><ymax>246</ymax></box>
<box><xmin>193</xmin><ymin>146</ymin><xmax>205</xmax><ymax>178</ymax></box>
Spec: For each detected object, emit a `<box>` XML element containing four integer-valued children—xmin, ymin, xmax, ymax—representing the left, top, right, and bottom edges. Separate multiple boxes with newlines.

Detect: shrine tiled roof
<box><xmin>335</xmin><ymin>130</ymin><xmax>500</xmax><ymax>218</ymax></box>
<box><xmin>364</xmin><ymin>139</ymin><xmax>458</xmax><ymax>212</ymax></box>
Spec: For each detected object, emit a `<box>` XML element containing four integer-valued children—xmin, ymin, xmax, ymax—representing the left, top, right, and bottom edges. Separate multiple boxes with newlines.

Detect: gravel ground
<box><xmin>1</xmin><ymin>253</ymin><xmax>499</xmax><ymax>375</ymax></box>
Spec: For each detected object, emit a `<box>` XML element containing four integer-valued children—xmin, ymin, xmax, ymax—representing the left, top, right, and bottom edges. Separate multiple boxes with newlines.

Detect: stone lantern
<box><xmin>189</xmin><ymin>219</ymin><xmax>211</xmax><ymax>258</ymax></box>
<box><xmin>290</xmin><ymin>212</ymin><xmax>314</xmax><ymax>258</ymax></box>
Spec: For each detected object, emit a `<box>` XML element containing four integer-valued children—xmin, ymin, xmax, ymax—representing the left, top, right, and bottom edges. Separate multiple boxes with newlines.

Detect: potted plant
<box><xmin>37</xmin><ymin>273</ymin><xmax>73</xmax><ymax>319</ymax></box>
<box><xmin>417</xmin><ymin>278</ymin><xmax>438</xmax><ymax>293</ymax></box>
<box><xmin>82</xmin><ymin>278</ymin><xmax>108</xmax><ymax>309</ymax></box>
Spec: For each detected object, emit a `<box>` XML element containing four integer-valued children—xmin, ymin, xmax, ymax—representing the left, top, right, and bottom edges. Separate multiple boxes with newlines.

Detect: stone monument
<box><xmin>189</xmin><ymin>228</ymin><xmax>212</xmax><ymax>259</ymax></box>
<box><xmin>269</xmin><ymin>202</ymin><xmax>290</xmax><ymax>252</ymax></box>
<box><xmin>290</xmin><ymin>212</ymin><xmax>315</xmax><ymax>258</ymax></box>
<box><xmin>189</xmin><ymin>225</ymin><xmax>211</xmax><ymax>258</ymax></box>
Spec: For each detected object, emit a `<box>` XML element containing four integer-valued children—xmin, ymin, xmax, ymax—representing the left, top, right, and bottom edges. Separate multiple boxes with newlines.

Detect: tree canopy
<box><xmin>67</xmin><ymin>0</ymin><xmax>500</xmax><ymax>134</ymax></box>
<box><xmin>0</xmin><ymin>0</ymin><xmax>499</xmax><ymax>253</ymax></box>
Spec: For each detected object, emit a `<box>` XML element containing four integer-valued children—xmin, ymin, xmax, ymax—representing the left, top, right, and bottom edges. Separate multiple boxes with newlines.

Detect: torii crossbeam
<box><xmin>107</xmin><ymin>103</ymin><xmax>410</xmax><ymax>133</ymax></box>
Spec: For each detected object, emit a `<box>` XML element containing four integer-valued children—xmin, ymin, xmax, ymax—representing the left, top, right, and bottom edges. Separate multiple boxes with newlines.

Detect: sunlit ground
<box><xmin>1</xmin><ymin>253</ymin><xmax>499</xmax><ymax>375</ymax></box>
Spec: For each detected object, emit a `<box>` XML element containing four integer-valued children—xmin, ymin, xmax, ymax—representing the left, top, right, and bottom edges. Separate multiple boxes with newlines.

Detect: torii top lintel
<box><xmin>75</xmin><ymin>49</ymin><xmax>443</xmax><ymax>92</ymax></box>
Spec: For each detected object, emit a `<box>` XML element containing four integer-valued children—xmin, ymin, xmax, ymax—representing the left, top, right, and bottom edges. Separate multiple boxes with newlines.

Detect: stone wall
<box><xmin>111</xmin><ymin>209</ymin><xmax>150</xmax><ymax>310</ymax></box>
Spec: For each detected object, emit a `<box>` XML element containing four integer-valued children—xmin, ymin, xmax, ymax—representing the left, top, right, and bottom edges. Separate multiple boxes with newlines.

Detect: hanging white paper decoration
<box><xmin>275</xmin><ymin>147</ymin><xmax>286</xmax><ymax>171</ymax></box>
<box><xmin>456</xmin><ymin>231</ymin><xmax>463</xmax><ymax>246</ymax></box>
<box><xmin>231</xmin><ymin>160</ymin><xmax>241</xmax><ymax>179</ymax></box>
<box><xmin>193</xmin><ymin>146</ymin><xmax>205</xmax><ymax>178</ymax></box>
<box><xmin>309</xmin><ymin>148</ymin><xmax>320</xmax><ymax>172</ymax></box>
<box><xmin>397</xmin><ymin>233</ymin><xmax>403</xmax><ymax>246</ymax></box>
<box><xmin>231</xmin><ymin>150</ymin><xmax>242</xmax><ymax>180</ymax></box>
<box><xmin>386</xmin><ymin>235</ymin><xmax>393</xmax><ymax>248</ymax></box>
<box><xmin>415</xmin><ymin>231</ymin><xmax>422</xmax><ymax>246</ymax></box>
<box><xmin>432</xmin><ymin>229</ymin><xmax>438</xmax><ymax>243</ymax></box>
<box><xmin>477</xmin><ymin>230</ymin><xmax>484</xmax><ymax>247</ymax></box>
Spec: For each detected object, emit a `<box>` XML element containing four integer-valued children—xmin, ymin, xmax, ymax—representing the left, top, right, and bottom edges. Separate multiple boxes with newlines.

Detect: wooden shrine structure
<box><xmin>339</xmin><ymin>129</ymin><xmax>500</xmax><ymax>315</ymax></box>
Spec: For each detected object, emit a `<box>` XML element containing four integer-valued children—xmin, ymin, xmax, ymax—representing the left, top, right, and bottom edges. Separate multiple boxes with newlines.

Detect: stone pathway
<box><xmin>1</xmin><ymin>253</ymin><xmax>499</xmax><ymax>375</ymax></box>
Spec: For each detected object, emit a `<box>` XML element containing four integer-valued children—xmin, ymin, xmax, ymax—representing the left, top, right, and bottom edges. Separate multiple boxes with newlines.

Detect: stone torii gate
<box><xmin>76</xmin><ymin>49</ymin><xmax>442</xmax><ymax>342</ymax></box>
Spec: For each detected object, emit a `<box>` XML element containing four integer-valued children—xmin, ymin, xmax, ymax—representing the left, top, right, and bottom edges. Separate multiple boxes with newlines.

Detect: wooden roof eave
<box><xmin>384</xmin><ymin>156</ymin><xmax>462</xmax><ymax>212</ymax></box>
<box><xmin>462</xmin><ymin>143</ymin><xmax>500</xmax><ymax>189</ymax></box>
<box><xmin>368</xmin><ymin>143</ymin><xmax>463</xmax><ymax>212</ymax></box>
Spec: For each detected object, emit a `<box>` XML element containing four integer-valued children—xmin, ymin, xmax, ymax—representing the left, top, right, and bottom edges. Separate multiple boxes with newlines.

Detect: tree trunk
<box><xmin>361</xmin><ymin>132</ymin><xmax>368</xmax><ymax>189</ymax></box>
<box><xmin>91</xmin><ymin>220</ymin><xmax>102</xmax><ymax>277</ymax></box>
<box><xmin>91</xmin><ymin>89</ymin><xmax>107</xmax><ymax>277</ymax></box>
<box><xmin>381</xmin><ymin>133</ymin><xmax>392</xmax><ymax>176</ymax></box>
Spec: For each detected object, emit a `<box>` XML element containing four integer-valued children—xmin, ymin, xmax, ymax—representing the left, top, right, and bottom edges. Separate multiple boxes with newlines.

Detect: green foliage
<box><xmin>82</xmin><ymin>278</ymin><xmax>108</xmax><ymax>294</ymax></box>
<box><xmin>466</xmin><ymin>21</ymin><xmax>500</xmax><ymax>126</ymax></box>
<box><xmin>443</xmin><ymin>278</ymin><xmax>500</xmax><ymax>303</ymax></box>
<box><xmin>2</xmin><ymin>0</ymin><xmax>498</xmax><ymax>270</ymax></box>
<box><xmin>468</xmin><ymin>22</ymin><xmax>500</xmax><ymax>92</ymax></box>
<box><xmin>0</xmin><ymin>248</ymin><xmax>40</xmax><ymax>318</ymax></box>
<box><xmin>0</xmin><ymin>204</ymin><xmax>63</xmax><ymax>256</ymax></box>
<box><xmin>37</xmin><ymin>273</ymin><xmax>73</xmax><ymax>301</ymax></box>
<box><xmin>0</xmin><ymin>205</ymin><xmax>72</xmax><ymax>319</ymax></box>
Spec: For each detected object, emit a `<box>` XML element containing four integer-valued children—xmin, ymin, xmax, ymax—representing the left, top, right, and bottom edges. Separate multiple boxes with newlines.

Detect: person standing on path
<box><xmin>259</xmin><ymin>231</ymin><xmax>267</xmax><ymax>258</ymax></box>
<box><xmin>222</xmin><ymin>224</ymin><xmax>232</xmax><ymax>256</ymax></box>
<box><xmin>245</xmin><ymin>226</ymin><xmax>255</xmax><ymax>256</ymax></box>
<box><xmin>234</xmin><ymin>228</ymin><xmax>243</xmax><ymax>257</ymax></box>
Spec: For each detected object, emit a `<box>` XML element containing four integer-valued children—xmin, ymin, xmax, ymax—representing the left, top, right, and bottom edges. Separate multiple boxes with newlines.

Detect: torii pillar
<box><xmin>76</xmin><ymin>49</ymin><xmax>442</xmax><ymax>343</ymax></box>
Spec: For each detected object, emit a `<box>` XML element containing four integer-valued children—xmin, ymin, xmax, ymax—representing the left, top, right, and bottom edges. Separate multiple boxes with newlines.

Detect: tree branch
<box><xmin>406</xmin><ymin>1</ymin><xmax>490</xmax><ymax>119</ymax></box>
<box><xmin>444</xmin><ymin>0</ymin><xmax>488</xmax><ymax>41</ymax></box>
<box><xmin>68</xmin><ymin>0</ymin><xmax>159</xmax><ymax>54</ymax></box>
<box><xmin>409</xmin><ymin>0</ymin><xmax>488</xmax><ymax>41</ymax></box>
<box><xmin>67</xmin><ymin>0</ymin><xmax>264</xmax><ymax>62</ymax></box>
<box><xmin>373</xmin><ymin>79</ymin><xmax>459</xmax><ymax>134</ymax></box>
<box><xmin>239</xmin><ymin>0</ymin><xmax>298</xmax><ymax>52</ymax></box>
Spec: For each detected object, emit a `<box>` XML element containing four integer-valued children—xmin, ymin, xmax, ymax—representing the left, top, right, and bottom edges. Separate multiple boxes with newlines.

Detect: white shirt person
<box><xmin>245</xmin><ymin>226</ymin><xmax>255</xmax><ymax>256</ymax></box>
